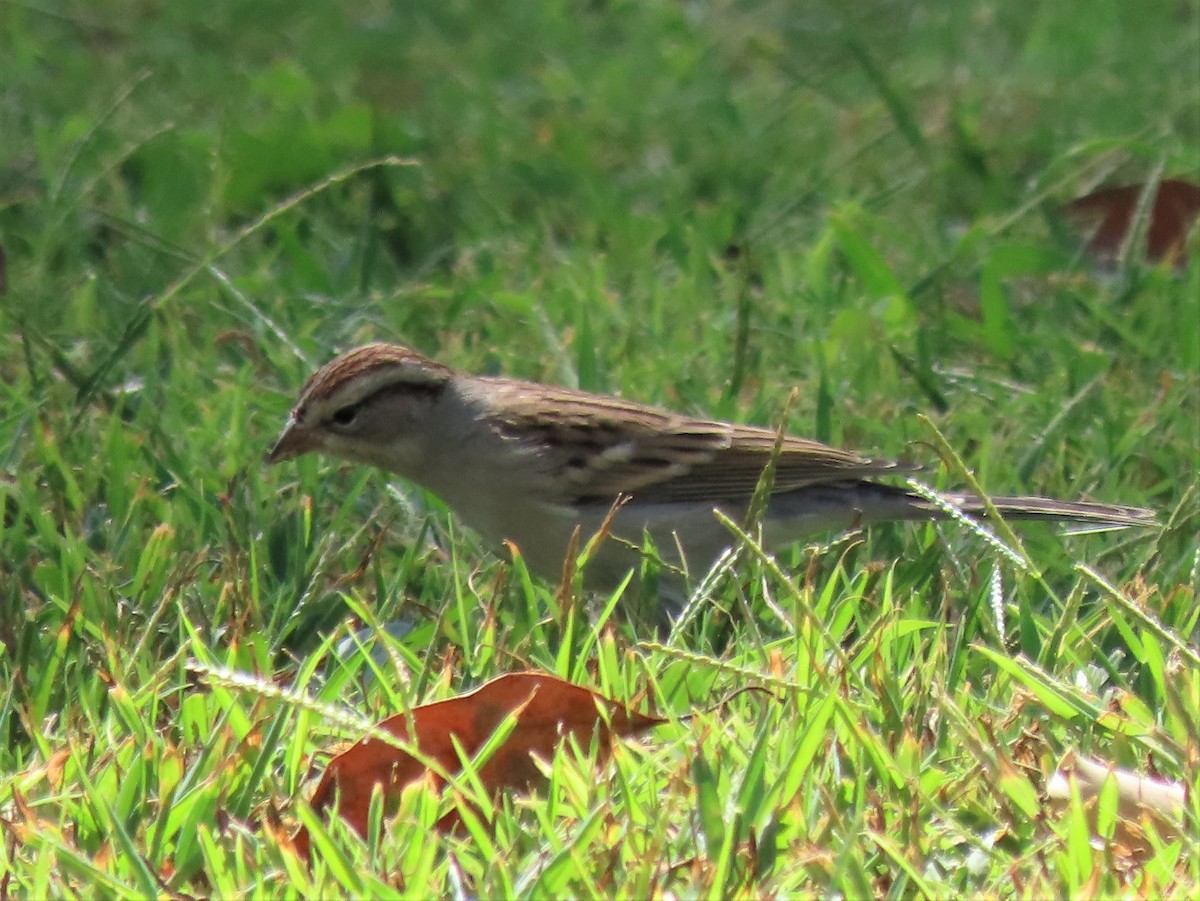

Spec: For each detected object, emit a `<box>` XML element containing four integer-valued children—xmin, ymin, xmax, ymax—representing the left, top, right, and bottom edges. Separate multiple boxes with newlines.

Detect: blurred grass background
<box><xmin>1</xmin><ymin>0</ymin><xmax>1197</xmax><ymax>894</ymax></box>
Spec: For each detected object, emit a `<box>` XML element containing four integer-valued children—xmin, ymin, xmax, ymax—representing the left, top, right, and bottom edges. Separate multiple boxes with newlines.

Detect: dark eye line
<box><xmin>325</xmin><ymin>379</ymin><xmax>447</xmax><ymax>428</ymax></box>
<box><xmin>331</xmin><ymin>402</ymin><xmax>360</xmax><ymax>426</ymax></box>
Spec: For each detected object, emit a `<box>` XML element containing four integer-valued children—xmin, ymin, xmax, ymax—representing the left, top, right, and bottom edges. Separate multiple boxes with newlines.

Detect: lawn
<box><xmin>1</xmin><ymin>0</ymin><xmax>1197</xmax><ymax>895</ymax></box>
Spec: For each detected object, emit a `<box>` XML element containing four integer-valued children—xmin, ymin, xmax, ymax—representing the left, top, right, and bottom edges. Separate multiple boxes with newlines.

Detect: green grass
<box><xmin>1</xmin><ymin>0</ymin><xmax>1198</xmax><ymax>894</ymax></box>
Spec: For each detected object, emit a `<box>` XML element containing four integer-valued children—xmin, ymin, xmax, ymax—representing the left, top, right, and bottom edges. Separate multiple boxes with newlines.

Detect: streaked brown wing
<box><xmin>483</xmin><ymin>380</ymin><xmax>915</xmax><ymax>505</ymax></box>
<box><xmin>633</xmin><ymin>426</ymin><xmax>918</xmax><ymax>504</ymax></box>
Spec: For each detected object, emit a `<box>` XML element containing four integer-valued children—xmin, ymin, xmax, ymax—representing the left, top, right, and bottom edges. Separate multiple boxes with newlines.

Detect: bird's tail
<box><xmin>884</xmin><ymin>485</ymin><xmax>1157</xmax><ymax>532</ymax></box>
<box><xmin>768</xmin><ymin>482</ymin><xmax>1158</xmax><ymax>533</ymax></box>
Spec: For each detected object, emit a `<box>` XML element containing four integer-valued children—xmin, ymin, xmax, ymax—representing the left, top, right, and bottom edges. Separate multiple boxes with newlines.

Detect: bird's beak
<box><xmin>266</xmin><ymin>417</ymin><xmax>317</xmax><ymax>464</ymax></box>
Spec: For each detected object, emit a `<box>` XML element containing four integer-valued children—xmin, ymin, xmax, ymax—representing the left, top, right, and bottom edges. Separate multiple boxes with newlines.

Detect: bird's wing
<box><xmin>481</xmin><ymin>381</ymin><xmax>916</xmax><ymax>505</ymax></box>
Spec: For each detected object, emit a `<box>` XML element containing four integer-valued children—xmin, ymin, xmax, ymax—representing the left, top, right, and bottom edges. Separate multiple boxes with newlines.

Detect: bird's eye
<box><xmin>331</xmin><ymin>404</ymin><xmax>360</xmax><ymax>427</ymax></box>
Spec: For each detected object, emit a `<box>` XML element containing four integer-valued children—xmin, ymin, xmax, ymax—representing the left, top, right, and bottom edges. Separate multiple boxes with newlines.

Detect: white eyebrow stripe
<box><xmin>310</xmin><ymin>363</ymin><xmax>443</xmax><ymax>410</ymax></box>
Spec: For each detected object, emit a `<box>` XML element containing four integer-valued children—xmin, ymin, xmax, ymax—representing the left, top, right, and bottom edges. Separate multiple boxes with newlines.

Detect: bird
<box><xmin>267</xmin><ymin>342</ymin><xmax>1155</xmax><ymax>611</ymax></box>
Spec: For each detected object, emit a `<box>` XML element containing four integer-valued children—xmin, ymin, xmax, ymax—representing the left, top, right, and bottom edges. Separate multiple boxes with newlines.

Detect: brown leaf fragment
<box><xmin>1066</xmin><ymin>178</ymin><xmax>1200</xmax><ymax>267</ymax></box>
<box><xmin>293</xmin><ymin>671</ymin><xmax>665</xmax><ymax>859</ymax></box>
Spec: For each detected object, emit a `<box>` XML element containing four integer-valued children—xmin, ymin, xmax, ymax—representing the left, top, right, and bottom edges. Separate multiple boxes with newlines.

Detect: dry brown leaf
<box><xmin>293</xmin><ymin>671</ymin><xmax>664</xmax><ymax>858</ymax></box>
<box><xmin>1066</xmin><ymin>178</ymin><xmax>1200</xmax><ymax>267</ymax></box>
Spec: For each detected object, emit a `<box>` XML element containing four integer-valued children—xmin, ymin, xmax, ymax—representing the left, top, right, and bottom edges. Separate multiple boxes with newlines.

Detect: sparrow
<box><xmin>268</xmin><ymin>343</ymin><xmax>1155</xmax><ymax>608</ymax></box>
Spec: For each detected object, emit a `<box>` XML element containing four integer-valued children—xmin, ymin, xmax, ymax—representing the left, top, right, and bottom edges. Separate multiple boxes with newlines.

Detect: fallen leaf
<box><xmin>1045</xmin><ymin>749</ymin><xmax>1187</xmax><ymax>854</ymax></box>
<box><xmin>294</xmin><ymin>671</ymin><xmax>664</xmax><ymax>858</ymax></box>
<box><xmin>1066</xmin><ymin>178</ymin><xmax>1200</xmax><ymax>267</ymax></box>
